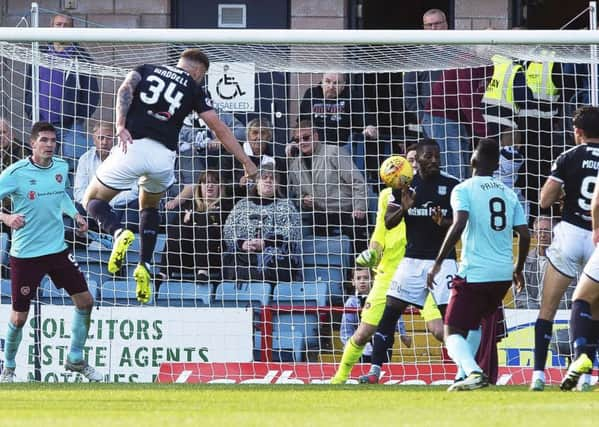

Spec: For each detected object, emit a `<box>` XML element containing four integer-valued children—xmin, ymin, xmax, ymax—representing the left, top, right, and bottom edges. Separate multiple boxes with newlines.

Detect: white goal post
<box><xmin>0</xmin><ymin>19</ymin><xmax>597</xmax><ymax>384</ymax></box>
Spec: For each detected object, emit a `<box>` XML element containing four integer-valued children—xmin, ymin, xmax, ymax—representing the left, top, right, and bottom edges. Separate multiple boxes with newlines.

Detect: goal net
<box><xmin>0</xmin><ymin>15</ymin><xmax>596</xmax><ymax>384</ymax></box>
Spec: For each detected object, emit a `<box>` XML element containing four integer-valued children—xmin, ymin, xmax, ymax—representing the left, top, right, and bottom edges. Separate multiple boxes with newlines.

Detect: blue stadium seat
<box><xmin>0</xmin><ymin>278</ymin><xmax>11</xmax><ymax>303</ymax></box>
<box><xmin>273</xmin><ymin>281</ymin><xmax>328</xmax><ymax>307</ymax></box>
<box><xmin>39</xmin><ymin>276</ymin><xmax>98</xmax><ymax>305</ymax></box>
<box><xmin>302</xmin><ymin>267</ymin><xmax>344</xmax><ymax>305</ymax></box>
<box><xmin>302</xmin><ymin>235</ymin><xmax>351</xmax><ymax>268</ymax></box>
<box><xmin>272</xmin><ymin>283</ymin><xmax>321</xmax><ymax>362</ymax></box>
<box><xmin>272</xmin><ymin>313</ymin><xmax>319</xmax><ymax>363</ymax></box>
<box><xmin>214</xmin><ymin>281</ymin><xmax>272</xmax><ymax>307</ymax></box>
<box><xmin>100</xmin><ymin>279</ymin><xmax>153</xmax><ymax>305</ymax></box>
<box><xmin>0</xmin><ymin>231</ymin><xmax>9</xmax><ymax>267</ymax></box>
<box><xmin>156</xmin><ymin>281</ymin><xmax>211</xmax><ymax>307</ymax></box>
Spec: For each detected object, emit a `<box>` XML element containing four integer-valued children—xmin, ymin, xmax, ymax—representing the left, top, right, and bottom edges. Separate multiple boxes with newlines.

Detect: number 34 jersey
<box><xmin>451</xmin><ymin>175</ymin><xmax>526</xmax><ymax>283</ymax></box>
<box><xmin>126</xmin><ymin>64</ymin><xmax>213</xmax><ymax>151</ymax></box>
<box><xmin>550</xmin><ymin>143</ymin><xmax>599</xmax><ymax>231</ymax></box>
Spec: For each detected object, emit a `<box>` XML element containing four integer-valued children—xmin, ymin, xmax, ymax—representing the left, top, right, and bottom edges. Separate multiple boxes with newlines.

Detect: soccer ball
<box><xmin>379</xmin><ymin>155</ymin><xmax>414</xmax><ymax>189</ymax></box>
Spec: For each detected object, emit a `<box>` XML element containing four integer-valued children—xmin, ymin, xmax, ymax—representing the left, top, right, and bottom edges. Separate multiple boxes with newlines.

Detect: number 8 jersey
<box><xmin>549</xmin><ymin>143</ymin><xmax>599</xmax><ymax>230</ymax></box>
<box><xmin>126</xmin><ymin>64</ymin><xmax>213</xmax><ymax>151</ymax></box>
<box><xmin>451</xmin><ymin>175</ymin><xmax>526</xmax><ymax>283</ymax></box>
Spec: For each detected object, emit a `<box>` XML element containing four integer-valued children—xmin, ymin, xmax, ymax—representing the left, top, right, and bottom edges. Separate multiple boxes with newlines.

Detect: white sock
<box><xmin>531</xmin><ymin>370</ymin><xmax>545</xmax><ymax>383</ymax></box>
<box><xmin>579</xmin><ymin>373</ymin><xmax>591</xmax><ymax>385</ymax></box>
<box><xmin>445</xmin><ymin>334</ymin><xmax>482</xmax><ymax>376</ymax></box>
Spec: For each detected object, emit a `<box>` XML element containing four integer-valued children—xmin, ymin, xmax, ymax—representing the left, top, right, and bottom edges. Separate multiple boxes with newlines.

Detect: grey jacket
<box><xmin>287</xmin><ymin>142</ymin><xmax>367</xmax><ymax>213</ymax></box>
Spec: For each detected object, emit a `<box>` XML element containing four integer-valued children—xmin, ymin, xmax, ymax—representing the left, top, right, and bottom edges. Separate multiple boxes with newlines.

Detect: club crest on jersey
<box><xmin>147</xmin><ymin>110</ymin><xmax>172</xmax><ymax>121</ymax></box>
<box><xmin>438</xmin><ymin>186</ymin><xmax>447</xmax><ymax>196</ymax></box>
<box><xmin>20</xmin><ymin>286</ymin><xmax>30</xmax><ymax>296</ymax></box>
<box><xmin>28</xmin><ymin>191</ymin><xmax>36</xmax><ymax>200</ymax></box>
<box><xmin>55</xmin><ymin>174</ymin><xmax>63</xmax><ymax>183</ymax></box>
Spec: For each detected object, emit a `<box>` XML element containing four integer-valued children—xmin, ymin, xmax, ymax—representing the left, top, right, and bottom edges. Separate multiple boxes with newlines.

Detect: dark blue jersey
<box><xmin>391</xmin><ymin>172</ymin><xmax>460</xmax><ymax>259</ymax></box>
<box><xmin>549</xmin><ymin>142</ymin><xmax>599</xmax><ymax>230</ymax></box>
<box><xmin>126</xmin><ymin>64</ymin><xmax>213</xmax><ymax>151</ymax></box>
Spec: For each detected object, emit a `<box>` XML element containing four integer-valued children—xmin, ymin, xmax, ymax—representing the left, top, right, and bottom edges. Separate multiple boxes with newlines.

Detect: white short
<box><xmin>95</xmin><ymin>137</ymin><xmax>177</xmax><ymax>194</ymax></box>
<box><xmin>583</xmin><ymin>247</ymin><xmax>599</xmax><ymax>282</ymax></box>
<box><xmin>546</xmin><ymin>221</ymin><xmax>594</xmax><ymax>279</ymax></box>
<box><xmin>387</xmin><ymin>257</ymin><xmax>456</xmax><ymax>308</ymax></box>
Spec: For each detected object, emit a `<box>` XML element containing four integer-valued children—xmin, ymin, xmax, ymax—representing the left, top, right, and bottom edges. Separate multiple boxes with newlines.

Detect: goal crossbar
<box><xmin>1</xmin><ymin>28</ymin><xmax>599</xmax><ymax>45</ymax></box>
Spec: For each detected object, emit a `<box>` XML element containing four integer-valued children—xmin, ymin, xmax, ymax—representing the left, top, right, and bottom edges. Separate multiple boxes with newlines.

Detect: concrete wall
<box><xmin>1</xmin><ymin>0</ymin><xmax>514</xmax><ymax>31</ymax></box>
<box><xmin>1</xmin><ymin>0</ymin><xmax>170</xmax><ymax>28</ymax></box>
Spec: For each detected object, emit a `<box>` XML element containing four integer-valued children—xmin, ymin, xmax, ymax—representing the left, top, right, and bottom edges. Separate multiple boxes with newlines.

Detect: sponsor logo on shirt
<box><xmin>438</xmin><ymin>186</ymin><xmax>447</xmax><ymax>196</ymax></box>
<box><xmin>28</xmin><ymin>191</ymin><xmax>36</xmax><ymax>200</ymax></box>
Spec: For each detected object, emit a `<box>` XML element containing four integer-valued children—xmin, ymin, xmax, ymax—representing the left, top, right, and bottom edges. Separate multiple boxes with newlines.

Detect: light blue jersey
<box><xmin>451</xmin><ymin>175</ymin><xmax>527</xmax><ymax>283</ymax></box>
<box><xmin>0</xmin><ymin>157</ymin><xmax>78</xmax><ymax>258</ymax></box>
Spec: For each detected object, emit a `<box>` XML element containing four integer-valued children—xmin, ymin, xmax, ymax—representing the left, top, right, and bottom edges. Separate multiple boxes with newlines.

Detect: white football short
<box><xmin>583</xmin><ymin>245</ymin><xmax>599</xmax><ymax>282</ymax></box>
<box><xmin>95</xmin><ymin>137</ymin><xmax>177</xmax><ymax>194</ymax></box>
<box><xmin>387</xmin><ymin>257</ymin><xmax>456</xmax><ymax>308</ymax></box>
<box><xmin>546</xmin><ymin>221</ymin><xmax>594</xmax><ymax>279</ymax></box>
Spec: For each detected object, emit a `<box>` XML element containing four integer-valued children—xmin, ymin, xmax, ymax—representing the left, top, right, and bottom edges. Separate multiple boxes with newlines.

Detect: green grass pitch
<box><xmin>0</xmin><ymin>384</ymin><xmax>597</xmax><ymax>426</ymax></box>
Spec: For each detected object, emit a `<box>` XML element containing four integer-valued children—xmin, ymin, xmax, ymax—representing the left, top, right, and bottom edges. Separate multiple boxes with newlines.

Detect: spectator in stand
<box><xmin>241</xmin><ymin>117</ymin><xmax>276</xmax><ymax>169</ymax></box>
<box><xmin>340</xmin><ymin>266</ymin><xmax>411</xmax><ymax>364</ymax></box>
<box><xmin>403</xmin><ymin>9</ymin><xmax>447</xmax><ymax>129</ymax></box>
<box><xmin>223</xmin><ymin>165</ymin><xmax>301</xmax><ymax>283</ymax></box>
<box><xmin>176</xmin><ymin>106</ymin><xmax>246</xmax><ymax>188</ymax></box>
<box><xmin>1</xmin><ymin>119</ymin><xmax>29</xmax><ymax>214</ymax></box>
<box><xmin>421</xmin><ymin>64</ymin><xmax>491</xmax><ymax>180</ymax></box>
<box><xmin>168</xmin><ymin>117</ymin><xmax>277</xmax><ymax>211</ymax></box>
<box><xmin>74</xmin><ymin>121</ymin><xmax>139</xmax><ymax>232</ymax></box>
<box><xmin>287</xmin><ymin>120</ymin><xmax>369</xmax><ymax>254</ymax></box>
<box><xmin>24</xmin><ymin>11</ymin><xmax>99</xmax><ymax>170</ymax></box>
<box><xmin>156</xmin><ymin>169</ymin><xmax>232</xmax><ymax>286</ymax></box>
<box><xmin>515</xmin><ymin>216</ymin><xmax>576</xmax><ymax>310</ymax></box>
<box><xmin>0</xmin><ymin>119</ymin><xmax>29</xmax><ymax>272</ymax></box>
<box><xmin>299</xmin><ymin>72</ymin><xmax>377</xmax><ymax>172</ymax></box>
<box><xmin>233</xmin><ymin>117</ymin><xmax>278</xmax><ymax>197</ymax></box>
<box><xmin>494</xmin><ymin>132</ymin><xmax>527</xmax><ymax>217</ymax></box>
<box><xmin>300</xmin><ymin>72</ymin><xmax>377</xmax><ymax>144</ymax></box>
<box><xmin>517</xmin><ymin>47</ymin><xmax>578</xmax><ymax>222</ymax></box>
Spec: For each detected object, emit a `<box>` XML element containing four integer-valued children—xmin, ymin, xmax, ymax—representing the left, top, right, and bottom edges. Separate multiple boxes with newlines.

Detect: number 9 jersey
<box><xmin>126</xmin><ymin>64</ymin><xmax>213</xmax><ymax>151</ymax></box>
<box><xmin>451</xmin><ymin>176</ymin><xmax>526</xmax><ymax>283</ymax></box>
<box><xmin>549</xmin><ymin>143</ymin><xmax>599</xmax><ymax>230</ymax></box>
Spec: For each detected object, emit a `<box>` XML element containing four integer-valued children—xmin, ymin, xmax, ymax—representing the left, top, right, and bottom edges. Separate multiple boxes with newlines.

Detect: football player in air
<box><xmin>83</xmin><ymin>48</ymin><xmax>257</xmax><ymax>303</ymax></box>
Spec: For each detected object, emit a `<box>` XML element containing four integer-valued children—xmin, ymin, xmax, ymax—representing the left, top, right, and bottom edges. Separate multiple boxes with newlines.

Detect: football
<box><xmin>379</xmin><ymin>155</ymin><xmax>414</xmax><ymax>189</ymax></box>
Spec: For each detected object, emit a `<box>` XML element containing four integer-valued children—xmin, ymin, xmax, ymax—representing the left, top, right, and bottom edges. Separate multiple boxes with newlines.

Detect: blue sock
<box><xmin>139</xmin><ymin>208</ymin><xmax>160</xmax><ymax>265</ymax></box>
<box><xmin>570</xmin><ymin>300</ymin><xmax>592</xmax><ymax>360</ymax></box>
<box><xmin>4</xmin><ymin>322</ymin><xmax>23</xmax><ymax>369</ymax></box>
<box><xmin>68</xmin><ymin>308</ymin><xmax>91</xmax><ymax>363</ymax></box>
<box><xmin>533</xmin><ymin>318</ymin><xmax>553</xmax><ymax>371</ymax></box>
<box><xmin>87</xmin><ymin>199</ymin><xmax>122</xmax><ymax>236</ymax></box>
<box><xmin>446</xmin><ymin>333</ymin><xmax>482</xmax><ymax>376</ymax></box>
<box><xmin>456</xmin><ymin>328</ymin><xmax>482</xmax><ymax>379</ymax></box>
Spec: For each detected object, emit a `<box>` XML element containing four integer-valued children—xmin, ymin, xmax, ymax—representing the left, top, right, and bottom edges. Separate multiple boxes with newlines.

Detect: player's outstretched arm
<box><xmin>539</xmin><ymin>177</ymin><xmax>562</xmax><ymax>209</ymax></box>
<box><xmin>513</xmin><ymin>224</ymin><xmax>531</xmax><ymax>291</ymax></box>
<box><xmin>201</xmin><ymin>110</ymin><xmax>258</xmax><ymax>179</ymax></box>
<box><xmin>115</xmin><ymin>70</ymin><xmax>142</xmax><ymax>151</ymax></box>
<box><xmin>427</xmin><ymin>210</ymin><xmax>468</xmax><ymax>288</ymax></box>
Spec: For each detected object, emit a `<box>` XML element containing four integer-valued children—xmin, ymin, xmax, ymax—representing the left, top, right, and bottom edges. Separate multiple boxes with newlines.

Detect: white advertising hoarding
<box><xmin>0</xmin><ymin>304</ymin><xmax>253</xmax><ymax>383</ymax></box>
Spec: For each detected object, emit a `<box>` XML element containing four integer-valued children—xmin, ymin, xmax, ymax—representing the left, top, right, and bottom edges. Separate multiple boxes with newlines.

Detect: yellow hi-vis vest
<box><xmin>525</xmin><ymin>60</ymin><xmax>559</xmax><ymax>102</ymax></box>
<box><xmin>482</xmin><ymin>54</ymin><xmax>522</xmax><ymax>113</ymax></box>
